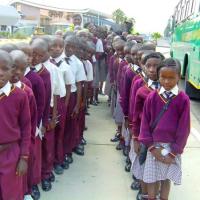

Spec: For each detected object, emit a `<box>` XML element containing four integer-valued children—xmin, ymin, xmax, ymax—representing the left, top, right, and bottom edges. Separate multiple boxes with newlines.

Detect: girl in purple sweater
<box><xmin>139</xmin><ymin>58</ymin><xmax>190</xmax><ymax>200</ymax></box>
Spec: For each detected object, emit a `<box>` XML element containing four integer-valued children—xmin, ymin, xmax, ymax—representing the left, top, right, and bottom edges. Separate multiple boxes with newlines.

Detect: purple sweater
<box><xmin>0</xmin><ymin>86</ymin><xmax>31</xmax><ymax>156</ymax></box>
<box><xmin>131</xmin><ymin>85</ymin><xmax>153</xmax><ymax>137</ymax></box>
<box><xmin>121</xmin><ymin>67</ymin><xmax>137</xmax><ymax>116</ymax></box>
<box><xmin>139</xmin><ymin>90</ymin><xmax>190</xmax><ymax>155</ymax></box>
<box><xmin>129</xmin><ymin>77</ymin><xmax>145</xmax><ymax>121</ymax></box>
<box><xmin>37</xmin><ymin>66</ymin><xmax>51</xmax><ymax>127</ymax></box>
<box><xmin>25</xmin><ymin>70</ymin><xmax>45</xmax><ymax>126</ymax></box>
<box><xmin>22</xmin><ymin>83</ymin><xmax>37</xmax><ymax>144</ymax></box>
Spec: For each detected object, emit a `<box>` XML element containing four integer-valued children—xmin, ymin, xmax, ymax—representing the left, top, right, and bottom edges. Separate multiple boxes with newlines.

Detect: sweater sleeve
<box><xmin>171</xmin><ymin>96</ymin><xmax>191</xmax><ymax>155</ymax></box>
<box><xmin>19</xmin><ymin>93</ymin><xmax>31</xmax><ymax>156</ymax></box>
<box><xmin>139</xmin><ymin>94</ymin><xmax>153</xmax><ymax>147</ymax></box>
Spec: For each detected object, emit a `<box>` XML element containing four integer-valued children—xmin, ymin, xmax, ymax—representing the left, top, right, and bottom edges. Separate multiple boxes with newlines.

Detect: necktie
<box><xmin>136</xmin><ymin>67</ymin><xmax>142</xmax><ymax>74</ymax></box>
<box><xmin>50</xmin><ymin>58</ymin><xmax>57</xmax><ymax>65</ymax></box>
<box><xmin>30</xmin><ymin>67</ymin><xmax>36</xmax><ymax>72</ymax></box>
<box><xmin>65</xmin><ymin>57</ymin><xmax>70</xmax><ymax>64</ymax></box>
<box><xmin>152</xmin><ymin>81</ymin><xmax>159</xmax><ymax>89</ymax></box>
<box><xmin>164</xmin><ymin>91</ymin><xmax>173</xmax><ymax>100</ymax></box>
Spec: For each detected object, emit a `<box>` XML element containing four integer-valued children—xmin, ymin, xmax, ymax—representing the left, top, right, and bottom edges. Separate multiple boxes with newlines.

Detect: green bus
<box><xmin>170</xmin><ymin>0</ymin><xmax>200</xmax><ymax>98</ymax></box>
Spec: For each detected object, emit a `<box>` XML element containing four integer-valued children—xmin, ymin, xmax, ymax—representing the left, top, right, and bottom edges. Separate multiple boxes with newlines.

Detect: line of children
<box><xmin>107</xmin><ymin>32</ymin><xmax>190</xmax><ymax>200</ymax></box>
<box><xmin>0</xmin><ymin>28</ymin><xmax>97</xmax><ymax>199</ymax></box>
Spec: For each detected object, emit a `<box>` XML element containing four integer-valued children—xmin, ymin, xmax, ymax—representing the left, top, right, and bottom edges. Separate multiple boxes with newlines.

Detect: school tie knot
<box><xmin>152</xmin><ymin>81</ymin><xmax>159</xmax><ymax>89</ymax></box>
<box><xmin>136</xmin><ymin>67</ymin><xmax>142</xmax><ymax>74</ymax></box>
<box><xmin>50</xmin><ymin>58</ymin><xmax>57</xmax><ymax>65</ymax></box>
<box><xmin>164</xmin><ymin>91</ymin><xmax>173</xmax><ymax>99</ymax></box>
<box><xmin>30</xmin><ymin>67</ymin><xmax>36</xmax><ymax>72</ymax></box>
<box><xmin>65</xmin><ymin>57</ymin><xmax>71</xmax><ymax>64</ymax></box>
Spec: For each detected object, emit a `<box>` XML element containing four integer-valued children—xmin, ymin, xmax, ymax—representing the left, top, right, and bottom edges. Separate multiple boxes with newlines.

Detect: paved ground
<box><xmin>40</xmin><ymin>95</ymin><xmax>200</xmax><ymax>200</ymax></box>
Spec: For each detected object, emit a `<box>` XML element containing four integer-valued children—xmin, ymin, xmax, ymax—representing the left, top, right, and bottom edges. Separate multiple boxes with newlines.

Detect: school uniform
<box><xmin>128</xmin><ymin>74</ymin><xmax>146</xmax><ymax>125</ymax></box>
<box><xmin>64</xmin><ymin>54</ymin><xmax>87</xmax><ymax>155</ymax></box>
<box><xmin>14</xmin><ymin>81</ymin><xmax>37</xmax><ymax>195</ymax></box>
<box><xmin>21</xmin><ymin>76</ymin><xmax>32</xmax><ymax>89</ymax></box>
<box><xmin>121</xmin><ymin>64</ymin><xmax>142</xmax><ymax>119</ymax></box>
<box><xmin>33</xmin><ymin>63</ymin><xmax>52</xmax><ymax>181</ymax></box>
<box><xmin>109</xmin><ymin>55</ymin><xmax>117</xmax><ymax>116</ymax></box>
<box><xmin>96</xmin><ymin>38</ymin><xmax>106</xmax><ymax>82</ymax></box>
<box><xmin>42</xmin><ymin>59</ymin><xmax>65</xmax><ymax>180</ymax></box>
<box><xmin>24</xmin><ymin>67</ymin><xmax>45</xmax><ymax>185</ymax></box>
<box><xmin>0</xmin><ymin>82</ymin><xmax>31</xmax><ymax>200</ymax></box>
<box><xmin>51</xmin><ymin>55</ymin><xmax>75</xmax><ymax>165</ymax></box>
<box><xmin>130</xmin><ymin>80</ymin><xmax>159</xmax><ymax>179</ymax></box>
<box><xmin>139</xmin><ymin>86</ymin><xmax>190</xmax><ymax>185</ymax></box>
<box><xmin>113</xmin><ymin>59</ymin><xmax>128</xmax><ymax>125</ymax></box>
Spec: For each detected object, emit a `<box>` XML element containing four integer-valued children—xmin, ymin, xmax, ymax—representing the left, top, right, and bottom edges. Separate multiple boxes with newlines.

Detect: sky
<box><xmin>1</xmin><ymin>0</ymin><xmax>180</xmax><ymax>33</ymax></box>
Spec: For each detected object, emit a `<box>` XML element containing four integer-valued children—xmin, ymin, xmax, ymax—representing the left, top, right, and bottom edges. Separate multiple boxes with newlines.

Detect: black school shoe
<box><xmin>31</xmin><ymin>185</ymin><xmax>40</xmax><ymax>200</ymax></box>
<box><xmin>110</xmin><ymin>132</ymin><xmax>120</xmax><ymax>142</ymax></box>
<box><xmin>116</xmin><ymin>142</ymin><xmax>124</xmax><ymax>150</ymax></box>
<box><xmin>81</xmin><ymin>138</ymin><xmax>87</xmax><ymax>145</ymax></box>
<box><xmin>125</xmin><ymin>161</ymin><xmax>131</xmax><ymax>172</ymax></box>
<box><xmin>61</xmin><ymin>159</ymin><xmax>69</xmax><ymax>169</ymax></box>
<box><xmin>49</xmin><ymin>172</ymin><xmax>55</xmax><ymax>182</ymax></box>
<box><xmin>41</xmin><ymin>179</ymin><xmax>52</xmax><ymax>192</ymax></box>
<box><xmin>54</xmin><ymin>164</ymin><xmax>64</xmax><ymax>174</ymax></box>
<box><xmin>73</xmin><ymin>147</ymin><xmax>84</xmax><ymax>156</ymax></box>
<box><xmin>130</xmin><ymin>179</ymin><xmax>141</xmax><ymax>190</ymax></box>
<box><xmin>123</xmin><ymin>146</ymin><xmax>130</xmax><ymax>157</ymax></box>
<box><xmin>66</xmin><ymin>154</ymin><xmax>73</xmax><ymax>164</ymax></box>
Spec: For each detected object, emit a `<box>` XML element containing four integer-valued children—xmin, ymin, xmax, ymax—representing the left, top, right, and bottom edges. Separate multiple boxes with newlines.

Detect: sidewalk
<box><xmin>41</xmin><ymin>95</ymin><xmax>200</xmax><ymax>200</ymax></box>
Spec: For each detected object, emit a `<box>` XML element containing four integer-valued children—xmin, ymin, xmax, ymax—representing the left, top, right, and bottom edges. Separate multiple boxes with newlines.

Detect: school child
<box><xmin>17</xmin><ymin>42</ymin><xmax>46</xmax><ymax>200</ymax></box>
<box><xmin>0</xmin><ymin>43</ymin><xmax>32</xmax><ymax>88</ymax></box>
<box><xmin>0</xmin><ymin>50</ymin><xmax>31</xmax><ymax>200</ymax></box>
<box><xmin>31</xmin><ymin>38</ymin><xmax>52</xmax><ymax>192</ymax></box>
<box><xmin>64</xmin><ymin>35</ymin><xmax>87</xmax><ymax>157</ymax></box>
<box><xmin>9</xmin><ymin>50</ymin><xmax>37</xmax><ymax>200</ymax></box>
<box><xmin>139</xmin><ymin>58</ymin><xmax>190</xmax><ymax>200</ymax></box>
<box><xmin>109</xmin><ymin>39</ymin><xmax>126</xmax><ymax>150</ymax></box>
<box><xmin>130</xmin><ymin>52</ymin><xmax>163</xmax><ymax>200</ymax></box>
<box><xmin>50</xmin><ymin>36</ymin><xmax>75</xmax><ymax>173</ymax></box>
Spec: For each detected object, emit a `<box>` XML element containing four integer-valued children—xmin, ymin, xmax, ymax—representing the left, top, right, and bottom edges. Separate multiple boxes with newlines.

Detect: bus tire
<box><xmin>185</xmin><ymin>70</ymin><xmax>200</xmax><ymax>99</ymax></box>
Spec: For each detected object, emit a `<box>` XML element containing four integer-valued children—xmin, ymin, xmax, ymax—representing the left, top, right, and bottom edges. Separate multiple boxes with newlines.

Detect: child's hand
<box><xmin>134</xmin><ymin>140</ymin><xmax>140</xmax><ymax>155</ymax></box>
<box><xmin>16</xmin><ymin>158</ymin><xmax>28</xmax><ymax>176</ymax></box>
<box><xmin>163</xmin><ymin>155</ymin><xmax>175</xmax><ymax>165</ymax></box>
<box><xmin>151</xmin><ymin>148</ymin><xmax>163</xmax><ymax>162</ymax></box>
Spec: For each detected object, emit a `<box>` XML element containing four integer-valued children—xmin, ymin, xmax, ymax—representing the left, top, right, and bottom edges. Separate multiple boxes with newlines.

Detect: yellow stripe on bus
<box><xmin>188</xmin><ymin>80</ymin><xmax>200</xmax><ymax>89</ymax></box>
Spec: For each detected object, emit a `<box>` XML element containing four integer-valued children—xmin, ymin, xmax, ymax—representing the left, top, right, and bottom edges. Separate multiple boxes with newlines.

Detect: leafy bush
<box><xmin>9</xmin><ymin>33</ymin><xmax>27</xmax><ymax>39</ymax></box>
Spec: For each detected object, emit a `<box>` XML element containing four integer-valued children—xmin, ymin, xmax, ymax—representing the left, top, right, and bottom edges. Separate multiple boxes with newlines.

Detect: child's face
<box><xmin>137</xmin><ymin>51</ymin><xmax>144</xmax><ymax>66</ymax></box>
<box><xmin>145</xmin><ymin>58</ymin><xmax>161</xmax><ymax>81</ymax></box>
<box><xmin>124</xmin><ymin>47</ymin><xmax>132</xmax><ymax>64</ymax></box>
<box><xmin>32</xmin><ymin>47</ymin><xmax>46</xmax><ymax>66</ymax></box>
<box><xmin>131</xmin><ymin>49</ymin><xmax>138</xmax><ymax>65</ymax></box>
<box><xmin>50</xmin><ymin>40</ymin><xmax>64</xmax><ymax>58</ymax></box>
<box><xmin>115</xmin><ymin>46</ymin><xmax>124</xmax><ymax>58</ymax></box>
<box><xmin>10</xmin><ymin>60</ymin><xmax>27</xmax><ymax>83</ymax></box>
<box><xmin>159</xmin><ymin>67</ymin><xmax>180</xmax><ymax>91</ymax></box>
<box><xmin>0</xmin><ymin>59</ymin><xmax>11</xmax><ymax>88</ymax></box>
<box><xmin>65</xmin><ymin>43</ymin><xmax>75</xmax><ymax>57</ymax></box>
<box><xmin>22</xmin><ymin>47</ymin><xmax>33</xmax><ymax>66</ymax></box>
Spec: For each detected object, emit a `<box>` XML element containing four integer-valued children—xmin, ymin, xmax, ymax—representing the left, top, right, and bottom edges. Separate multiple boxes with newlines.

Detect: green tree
<box><xmin>112</xmin><ymin>9</ymin><xmax>126</xmax><ymax>24</ymax></box>
<box><xmin>151</xmin><ymin>32</ymin><xmax>162</xmax><ymax>42</ymax></box>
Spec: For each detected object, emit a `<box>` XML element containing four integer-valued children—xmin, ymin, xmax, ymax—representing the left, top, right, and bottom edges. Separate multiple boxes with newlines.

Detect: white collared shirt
<box><xmin>159</xmin><ymin>85</ymin><xmax>179</xmax><ymax>96</ymax></box>
<box><xmin>34</xmin><ymin>63</ymin><xmax>43</xmax><ymax>72</ymax></box>
<box><xmin>52</xmin><ymin>54</ymin><xmax>64</xmax><ymax>64</ymax></box>
<box><xmin>133</xmin><ymin>64</ymin><xmax>140</xmax><ymax>71</ymax></box>
<box><xmin>14</xmin><ymin>81</ymin><xmax>22</xmax><ymax>88</ymax></box>
<box><xmin>24</xmin><ymin>66</ymin><xmax>31</xmax><ymax>76</ymax></box>
<box><xmin>0</xmin><ymin>81</ymin><xmax>12</xmax><ymax>96</ymax></box>
<box><xmin>52</xmin><ymin>56</ymin><xmax>75</xmax><ymax>93</ymax></box>
<box><xmin>43</xmin><ymin>59</ymin><xmax>67</xmax><ymax>106</ymax></box>
<box><xmin>147</xmin><ymin>79</ymin><xmax>159</xmax><ymax>90</ymax></box>
<box><xmin>96</xmin><ymin>38</ymin><xmax>104</xmax><ymax>53</ymax></box>
<box><xmin>69</xmin><ymin>55</ymin><xmax>87</xmax><ymax>92</ymax></box>
<box><xmin>83</xmin><ymin>60</ymin><xmax>93</xmax><ymax>82</ymax></box>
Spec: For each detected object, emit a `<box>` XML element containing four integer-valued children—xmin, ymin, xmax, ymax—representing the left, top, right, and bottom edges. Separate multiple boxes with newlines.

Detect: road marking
<box><xmin>191</xmin><ymin>127</ymin><xmax>200</xmax><ymax>142</ymax></box>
